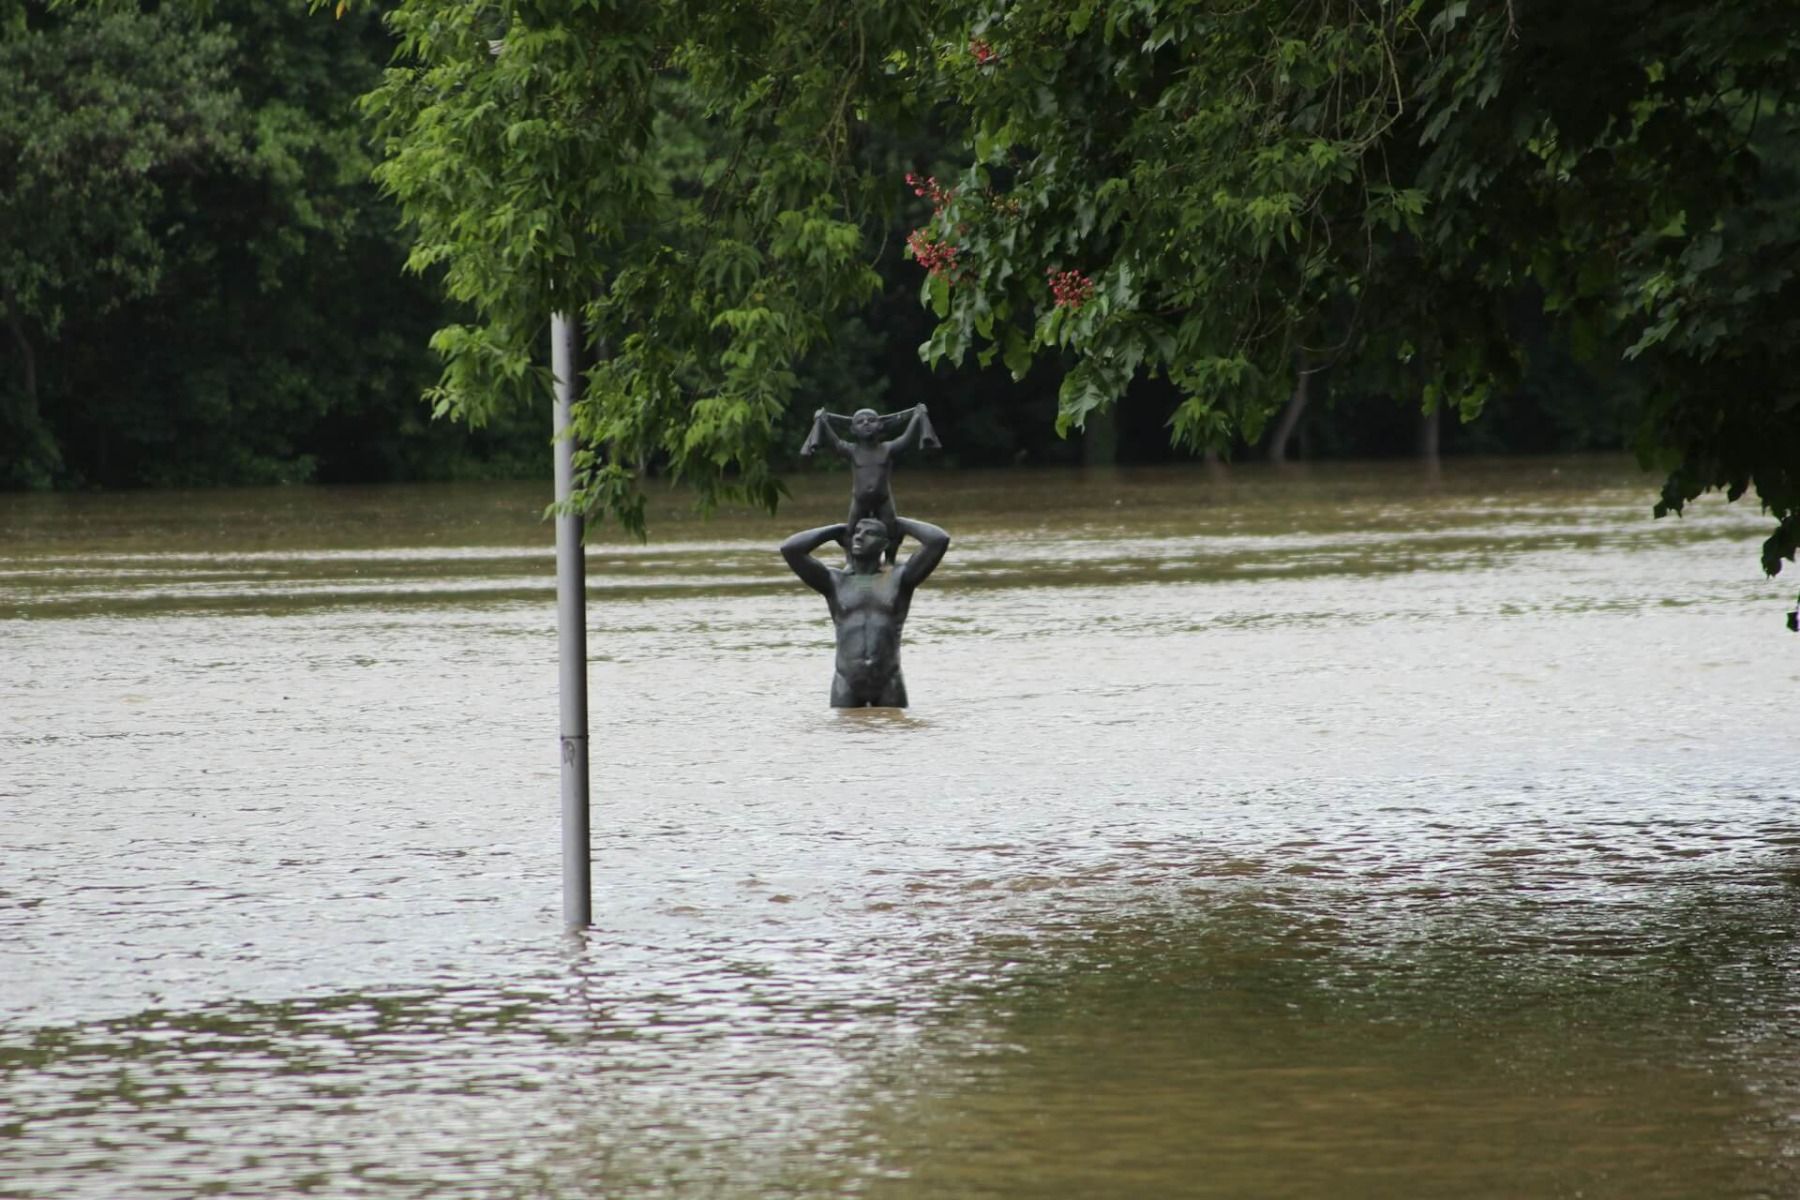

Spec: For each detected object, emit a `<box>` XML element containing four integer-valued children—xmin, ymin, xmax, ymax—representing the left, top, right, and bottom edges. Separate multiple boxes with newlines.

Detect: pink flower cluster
<box><xmin>1047</xmin><ymin>267</ymin><xmax>1095</xmax><ymax>310</ymax></box>
<box><xmin>970</xmin><ymin>37</ymin><xmax>998</xmax><ymax>65</ymax></box>
<box><xmin>905</xmin><ymin>173</ymin><xmax>967</xmax><ymax>281</ymax></box>
<box><xmin>906</xmin><ymin>230</ymin><xmax>960</xmax><ymax>279</ymax></box>
<box><xmin>905</xmin><ymin>172</ymin><xmax>955</xmax><ymax>213</ymax></box>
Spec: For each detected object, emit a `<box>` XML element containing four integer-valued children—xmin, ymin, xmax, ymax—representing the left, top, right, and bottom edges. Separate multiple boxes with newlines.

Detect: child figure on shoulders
<box><xmin>800</xmin><ymin>404</ymin><xmax>939</xmax><ymax>564</ymax></box>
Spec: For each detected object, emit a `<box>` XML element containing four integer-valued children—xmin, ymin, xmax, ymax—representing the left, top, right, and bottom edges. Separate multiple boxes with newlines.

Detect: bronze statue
<box><xmin>800</xmin><ymin>404</ymin><xmax>939</xmax><ymax>564</ymax></box>
<box><xmin>780</xmin><ymin>516</ymin><xmax>949</xmax><ymax>708</ymax></box>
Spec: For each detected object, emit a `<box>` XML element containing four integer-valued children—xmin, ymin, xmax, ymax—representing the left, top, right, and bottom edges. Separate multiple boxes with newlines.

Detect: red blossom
<box><xmin>904</xmin><ymin>173</ymin><xmax>970</xmax><ymax>283</ymax></box>
<box><xmin>907</xmin><ymin>229</ymin><xmax>961</xmax><ymax>280</ymax></box>
<box><xmin>904</xmin><ymin>171</ymin><xmax>956</xmax><ymax>214</ymax></box>
<box><xmin>1047</xmin><ymin>267</ymin><xmax>1095</xmax><ymax>310</ymax></box>
<box><xmin>970</xmin><ymin>37</ymin><xmax>998</xmax><ymax>65</ymax></box>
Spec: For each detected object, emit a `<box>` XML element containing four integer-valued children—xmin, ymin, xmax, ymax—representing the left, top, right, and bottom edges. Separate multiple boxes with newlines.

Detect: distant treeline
<box><xmin>0</xmin><ymin>2</ymin><xmax>1637</xmax><ymax>492</ymax></box>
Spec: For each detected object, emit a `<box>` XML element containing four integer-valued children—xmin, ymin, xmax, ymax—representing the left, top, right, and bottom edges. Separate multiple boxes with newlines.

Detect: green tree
<box><xmin>359</xmin><ymin>0</ymin><xmax>1798</xmax><ymax>577</ymax></box>
<box><xmin>912</xmin><ymin>0</ymin><xmax>1800</xmax><ymax>574</ymax></box>
<box><xmin>2</xmin><ymin>1</ymin><xmax>536</xmax><ymax>489</ymax></box>
<box><xmin>0</xmin><ymin>5</ymin><xmax>241</xmax><ymax>485</ymax></box>
<box><xmin>360</xmin><ymin>1</ymin><xmax>940</xmax><ymax>531</ymax></box>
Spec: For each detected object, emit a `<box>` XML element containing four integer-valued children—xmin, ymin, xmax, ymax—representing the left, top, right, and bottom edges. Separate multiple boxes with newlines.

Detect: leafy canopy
<box><xmin>359</xmin><ymin>0</ymin><xmax>932</xmax><ymax>533</ymax></box>
<box><xmin>0</xmin><ymin>6</ymin><xmax>240</xmax><ymax>334</ymax></box>
<box><xmin>359</xmin><ymin>0</ymin><xmax>1799</xmax><ymax>575</ymax></box>
<box><xmin>2</xmin><ymin>1</ymin><xmax>500</xmax><ymax>489</ymax></box>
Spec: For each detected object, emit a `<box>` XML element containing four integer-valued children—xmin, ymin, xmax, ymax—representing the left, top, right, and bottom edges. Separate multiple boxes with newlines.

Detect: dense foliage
<box><xmin>3</xmin><ymin>0</ymin><xmax>1795</xmax><ymax>581</ymax></box>
<box><xmin>1</xmin><ymin>5</ymin><xmax>237</xmax><ymax>484</ymax></box>
<box><xmin>357</xmin><ymin>0</ymin><xmax>1797</xmax><ymax>574</ymax></box>
<box><xmin>911</xmin><ymin>0</ymin><xmax>1800</xmax><ymax>570</ymax></box>
<box><xmin>0</xmin><ymin>1</ymin><xmax>540</xmax><ymax>488</ymax></box>
<box><xmin>358</xmin><ymin>2</ymin><xmax>942</xmax><ymax>530</ymax></box>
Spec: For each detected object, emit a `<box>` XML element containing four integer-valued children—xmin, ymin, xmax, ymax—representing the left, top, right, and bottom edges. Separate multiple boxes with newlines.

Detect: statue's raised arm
<box><xmin>799</xmin><ymin>408</ymin><xmax>854</xmax><ymax>459</ymax></box>
<box><xmin>780</xmin><ymin>522</ymin><xmax>848</xmax><ymax>599</ymax></box>
<box><xmin>799</xmin><ymin>405</ymin><xmax>941</xmax><ymax>459</ymax></box>
<box><xmin>881</xmin><ymin>404</ymin><xmax>940</xmax><ymax>456</ymax></box>
<box><xmin>894</xmin><ymin>516</ymin><xmax>949</xmax><ymax>593</ymax></box>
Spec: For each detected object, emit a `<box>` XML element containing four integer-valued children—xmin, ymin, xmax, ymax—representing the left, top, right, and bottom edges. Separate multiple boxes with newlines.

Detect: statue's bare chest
<box><xmin>834</xmin><ymin>570</ymin><xmax>897</xmax><ymax>613</ymax></box>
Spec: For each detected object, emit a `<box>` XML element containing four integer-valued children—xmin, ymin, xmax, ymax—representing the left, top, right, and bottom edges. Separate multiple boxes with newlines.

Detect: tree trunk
<box><xmin>1267</xmin><ymin>360</ymin><xmax>1310</xmax><ymax>463</ymax></box>
<box><xmin>1418</xmin><ymin>404</ymin><xmax>1441</xmax><ymax>465</ymax></box>
<box><xmin>1</xmin><ymin>298</ymin><xmax>60</xmax><ymax>487</ymax></box>
<box><xmin>1082</xmin><ymin>403</ymin><xmax>1118</xmax><ymax>466</ymax></box>
<box><xmin>1202</xmin><ymin>445</ymin><xmax>1229</xmax><ymax>482</ymax></box>
<box><xmin>4</xmin><ymin>303</ymin><xmax>38</xmax><ymax>420</ymax></box>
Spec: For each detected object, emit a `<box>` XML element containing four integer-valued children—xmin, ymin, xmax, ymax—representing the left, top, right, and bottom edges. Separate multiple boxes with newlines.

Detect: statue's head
<box><xmin>850</xmin><ymin>408</ymin><xmax>883</xmax><ymax>441</ymax></box>
<box><xmin>850</xmin><ymin>517</ymin><xmax>889</xmax><ymax>560</ymax></box>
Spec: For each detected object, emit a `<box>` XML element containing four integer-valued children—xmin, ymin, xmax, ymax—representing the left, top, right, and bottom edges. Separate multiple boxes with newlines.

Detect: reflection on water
<box><xmin>854</xmin><ymin>874</ymin><xmax>1800</xmax><ymax>1199</ymax></box>
<box><xmin>2</xmin><ymin>457</ymin><xmax>1796</xmax><ymax>1197</ymax></box>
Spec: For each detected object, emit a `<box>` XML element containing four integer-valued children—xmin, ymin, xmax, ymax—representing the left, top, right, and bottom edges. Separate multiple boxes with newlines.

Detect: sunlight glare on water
<box><xmin>2</xmin><ymin>458</ymin><xmax>1797</xmax><ymax>1198</ymax></box>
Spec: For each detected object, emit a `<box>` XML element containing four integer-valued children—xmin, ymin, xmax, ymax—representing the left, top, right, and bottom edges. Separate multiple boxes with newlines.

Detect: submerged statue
<box><xmin>800</xmin><ymin>404</ymin><xmax>939</xmax><ymax>564</ymax></box>
<box><xmin>781</xmin><ymin>516</ymin><xmax>949</xmax><ymax>708</ymax></box>
<box><xmin>787</xmin><ymin>402</ymin><xmax>949</xmax><ymax>708</ymax></box>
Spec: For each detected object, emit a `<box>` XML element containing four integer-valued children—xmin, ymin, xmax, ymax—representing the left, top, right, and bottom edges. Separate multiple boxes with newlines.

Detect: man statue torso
<box><xmin>780</xmin><ymin>515</ymin><xmax>949</xmax><ymax>709</ymax></box>
<box><xmin>826</xmin><ymin>563</ymin><xmax>912</xmax><ymax>708</ymax></box>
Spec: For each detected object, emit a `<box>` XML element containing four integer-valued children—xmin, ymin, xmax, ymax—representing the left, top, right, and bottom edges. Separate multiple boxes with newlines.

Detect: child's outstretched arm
<box><xmin>801</xmin><ymin>409</ymin><xmax>855</xmax><ymax>459</ymax></box>
<box><xmin>883</xmin><ymin>403</ymin><xmax>934</xmax><ymax>455</ymax></box>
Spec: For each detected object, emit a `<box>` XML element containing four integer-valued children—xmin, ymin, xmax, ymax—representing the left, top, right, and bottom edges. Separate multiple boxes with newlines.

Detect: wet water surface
<box><xmin>2</xmin><ymin>458</ymin><xmax>1797</xmax><ymax>1197</ymax></box>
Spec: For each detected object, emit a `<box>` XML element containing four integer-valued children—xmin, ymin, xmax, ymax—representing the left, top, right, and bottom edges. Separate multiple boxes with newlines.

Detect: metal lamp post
<box><xmin>551</xmin><ymin>313</ymin><xmax>592</xmax><ymax>929</ymax></box>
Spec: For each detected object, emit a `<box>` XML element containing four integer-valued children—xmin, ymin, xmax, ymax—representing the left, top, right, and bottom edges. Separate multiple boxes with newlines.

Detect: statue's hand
<box><xmin>814</xmin><ymin>407</ymin><xmax>827</xmax><ymax>422</ymax></box>
<box><xmin>915</xmin><ymin>402</ymin><xmax>928</xmax><ymax>414</ymax></box>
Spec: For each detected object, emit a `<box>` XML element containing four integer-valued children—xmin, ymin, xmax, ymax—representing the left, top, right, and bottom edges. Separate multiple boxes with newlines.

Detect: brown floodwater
<box><xmin>2</xmin><ymin>456</ymin><xmax>1797</xmax><ymax>1198</ymax></box>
